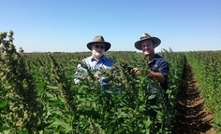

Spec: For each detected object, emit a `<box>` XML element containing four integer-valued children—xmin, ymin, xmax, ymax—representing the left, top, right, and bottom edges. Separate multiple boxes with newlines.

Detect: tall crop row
<box><xmin>0</xmin><ymin>31</ymin><xmax>44</xmax><ymax>133</ymax></box>
<box><xmin>0</xmin><ymin>31</ymin><xmax>194</xmax><ymax>133</ymax></box>
<box><xmin>186</xmin><ymin>51</ymin><xmax>221</xmax><ymax>132</ymax></box>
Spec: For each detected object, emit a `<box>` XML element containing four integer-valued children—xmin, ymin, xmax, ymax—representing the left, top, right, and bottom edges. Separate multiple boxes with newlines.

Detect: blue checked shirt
<box><xmin>74</xmin><ymin>55</ymin><xmax>115</xmax><ymax>86</ymax></box>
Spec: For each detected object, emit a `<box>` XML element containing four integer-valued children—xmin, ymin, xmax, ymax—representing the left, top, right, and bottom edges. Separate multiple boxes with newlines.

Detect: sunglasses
<box><xmin>94</xmin><ymin>45</ymin><xmax>105</xmax><ymax>49</ymax></box>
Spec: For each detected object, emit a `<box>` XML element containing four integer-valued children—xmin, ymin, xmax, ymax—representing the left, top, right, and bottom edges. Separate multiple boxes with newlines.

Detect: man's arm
<box><xmin>74</xmin><ymin>63</ymin><xmax>88</xmax><ymax>84</ymax></box>
<box><xmin>149</xmin><ymin>59</ymin><xmax>169</xmax><ymax>84</ymax></box>
<box><xmin>148</xmin><ymin>70</ymin><xmax>165</xmax><ymax>84</ymax></box>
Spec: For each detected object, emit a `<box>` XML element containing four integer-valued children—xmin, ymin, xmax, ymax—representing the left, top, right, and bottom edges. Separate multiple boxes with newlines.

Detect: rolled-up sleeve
<box><xmin>74</xmin><ymin>63</ymin><xmax>87</xmax><ymax>84</ymax></box>
<box><xmin>158</xmin><ymin>60</ymin><xmax>169</xmax><ymax>79</ymax></box>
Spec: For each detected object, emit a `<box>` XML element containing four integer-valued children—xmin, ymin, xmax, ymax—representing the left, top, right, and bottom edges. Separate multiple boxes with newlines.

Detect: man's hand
<box><xmin>94</xmin><ymin>73</ymin><xmax>100</xmax><ymax>79</ymax></box>
<box><xmin>148</xmin><ymin>70</ymin><xmax>154</xmax><ymax>77</ymax></box>
<box><xmin>131</xmin><ymin>67</ymin><xmax>141</xmax><ymax>75</ymax></box>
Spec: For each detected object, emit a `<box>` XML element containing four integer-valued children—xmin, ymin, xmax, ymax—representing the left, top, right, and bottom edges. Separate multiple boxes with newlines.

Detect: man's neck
<box><xmin>93</xmin><ymin>55</ymin><xmax>103</xmax><ymax>61</ymax></box>
<box><xmin>148</xmin><ymin>53</ymin><xmax>155</xmax><ymax>61</ymax></box>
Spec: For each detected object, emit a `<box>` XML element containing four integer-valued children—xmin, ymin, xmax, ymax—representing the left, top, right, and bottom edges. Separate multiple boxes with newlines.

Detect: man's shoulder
<box><xmin>155</xmin><ymin>54</ymin><xmax>168</xmax><ymax>64</ymax></box>
<box><xmin>82</xmin><ymin>56</ymin><xmax>93</xmax><ymax>62</ymax></box>
<box><xmin>155</xmin><ymin>54</ymin><xmax>167</xmax><ymax>60</ymax></box>
<box><xmin>103</xmin><ymin>56</ymin><xmax>114</xmax><ymax>63</ymax></box>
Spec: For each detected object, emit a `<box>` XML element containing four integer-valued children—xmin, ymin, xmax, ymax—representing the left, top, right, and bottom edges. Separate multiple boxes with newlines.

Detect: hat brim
<box><xmin>135</xmin><ymin>37</ymin><xmax>161</xmax><ymax>50</ymax></box>
<box><xmin>87</xmin><ymin>41</ymin><xmax>111</xmax><ymax>52</ymax></box>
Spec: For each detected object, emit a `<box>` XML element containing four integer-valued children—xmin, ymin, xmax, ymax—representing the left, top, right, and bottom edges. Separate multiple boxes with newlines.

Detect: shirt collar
<box><xmin>90</xmin><ymin>55</ymin><xmax>106</xmax><ymax>62</ymax></box>
<box><xmin>149</xmin><ymin>54</ymin><xmax>161</xmax><ymax>64</ymax></box>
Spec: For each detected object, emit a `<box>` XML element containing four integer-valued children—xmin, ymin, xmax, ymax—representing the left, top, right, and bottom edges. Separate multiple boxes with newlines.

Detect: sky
<box><xmin>0</xmin><ymin>0</ymin><xmax>221</xmax><ymax>53</ymax></box>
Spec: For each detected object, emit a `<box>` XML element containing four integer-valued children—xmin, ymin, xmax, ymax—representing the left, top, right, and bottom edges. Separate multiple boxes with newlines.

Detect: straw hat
<box><xmin>134</xmin><ymin>33</ymin><xmax>161</xmax><ymax>50</ymax></box>
<box><xmin>87</xmin><ymin>35</ymin><xmax>111</xmax><ymax>52</ymax></box>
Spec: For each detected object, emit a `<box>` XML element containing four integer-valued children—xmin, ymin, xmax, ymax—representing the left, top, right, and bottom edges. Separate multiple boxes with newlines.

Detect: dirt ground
<box><xmin>174</xmin><ymin>58</ymin><xmax>217</xmax><ymax>134</ymax></box>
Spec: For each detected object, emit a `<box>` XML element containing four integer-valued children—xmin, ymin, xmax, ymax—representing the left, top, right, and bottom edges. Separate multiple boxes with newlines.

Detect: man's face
<box><xmin>141</xmin><ymin>39</ymin><xmax>155</xmax><ymax>56</ymax></box>
<box><xmin>92</xmin><ymin>43</ymin><xmax>105</xmax><ymax>58</ymax></box>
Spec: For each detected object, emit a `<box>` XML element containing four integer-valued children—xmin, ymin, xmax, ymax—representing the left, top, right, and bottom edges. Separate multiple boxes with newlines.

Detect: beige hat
<box><xmin>134</xmin><ymin>33</ymin><xmax>161</xmax><ymax>50</ymax></box>
<box><xmin>87</xmin><ymin>35</ymin><xmax>111</xmax><ymax>52</ymax></box>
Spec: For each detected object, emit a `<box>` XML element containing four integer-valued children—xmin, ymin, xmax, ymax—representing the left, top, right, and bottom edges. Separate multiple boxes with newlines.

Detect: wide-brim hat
<box><xmin>134</xmin><ymin>33</ymin><xmax>161</xmax><ymax>50</ymax></box>
<box><xmin>87</xmin><ymin>35</ymin><xmax>111</xmax><ymax>52</ymax></box>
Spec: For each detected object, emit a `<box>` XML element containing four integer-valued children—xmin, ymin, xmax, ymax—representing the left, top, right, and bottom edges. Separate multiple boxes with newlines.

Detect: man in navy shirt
<box><xmin>132</xmin><ymin>33</ymin><xmax>169</xmax><ymax>101</ymax></box>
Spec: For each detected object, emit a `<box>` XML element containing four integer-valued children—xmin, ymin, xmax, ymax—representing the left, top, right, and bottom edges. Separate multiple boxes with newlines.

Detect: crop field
<box><xmin>0</xmin><ymin>31</ymin><xmax>221</xmax><ymax>134</ymax></box>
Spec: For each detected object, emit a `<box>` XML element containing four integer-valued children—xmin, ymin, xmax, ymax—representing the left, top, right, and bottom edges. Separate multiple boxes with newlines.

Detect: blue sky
<box><xmin>1</xmin><ymin>0</ymin><xmax>221</xmax><ymax>52</ymax></box>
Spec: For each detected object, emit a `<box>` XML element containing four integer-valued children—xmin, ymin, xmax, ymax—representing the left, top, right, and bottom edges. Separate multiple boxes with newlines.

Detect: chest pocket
<box><xmin>149</xmin><ymin>60</ymin><xmax>159</xmax><ymax>72</ymax></box>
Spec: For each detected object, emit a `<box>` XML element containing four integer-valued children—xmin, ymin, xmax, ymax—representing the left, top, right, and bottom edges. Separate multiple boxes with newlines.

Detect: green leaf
<box><xmin>47</xmin><ymin>85</ymin><xmax>59</xmax><ymax>90</ymax></box>
<box><xmin>148</xmin><ymin>94</ymin><xmax>156</xmax><ymax>100</ymax></box>
<box><xmin>51</xmin><ymin>119</ymin><xmax>72</xmax><ymax>133</ymax></box>
<box><xmin>20</xmin><ymin>130</ymin><xmax>29</xmax><ymax>134</ymax></box>
<box><xmin>0</xmin><ymin>100</ymin><xmax>8</xmax><ymax>108</ymax></box>
<box><xmin>47</xmin><ymin>107</ymin><xmax>61</xmax><ymax>115</ymax></box>
<box><xmin>45</xmin><ymin>92</ymin><xmax>64</xmax><ymax>105</ymax></box>
<box><xmin>0</xmin><ymin>126</ymin><xmax>9</xmax><ymax>132</ymax></box>
<box><xmin>48</xmin><ymin>99</ymin><xmax>64</xmax><ymax>105</ymax></box>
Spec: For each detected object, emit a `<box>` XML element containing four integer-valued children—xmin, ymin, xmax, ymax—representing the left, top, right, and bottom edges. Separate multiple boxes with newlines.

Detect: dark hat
<box><xmin>134</xmin><ymin>33</ymin><xmax>161</xmax><ymax>50</ymax></box>
<box><xmin>87</xmin><ymin>35</ymin><xmax>111</xmax><ymax>52</ymax></box>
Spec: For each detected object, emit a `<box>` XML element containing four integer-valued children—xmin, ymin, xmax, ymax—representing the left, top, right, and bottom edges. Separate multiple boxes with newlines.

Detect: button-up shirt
<box><xmin>74</xmin><ymin>55</ymin><xmax>114</xmax><ymax>85</ymax></box>
<box><xmin>148</xmin><ymin>54</ymin><xmax>169</xmax><ymax>91</ymax></box>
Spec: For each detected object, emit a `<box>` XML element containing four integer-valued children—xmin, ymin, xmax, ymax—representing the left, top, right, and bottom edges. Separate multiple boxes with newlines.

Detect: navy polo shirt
<box><xmin>148</xmin><ymin>54</ymin><xmax>169</xmax><ymax>91</ymax></box>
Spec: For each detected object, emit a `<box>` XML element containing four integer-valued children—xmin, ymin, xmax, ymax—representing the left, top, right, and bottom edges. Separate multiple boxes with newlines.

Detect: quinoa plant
<box><xmin>0</xmin><ymin>31</ymin><xmax>44</xmax><ymax>133</ymax></box>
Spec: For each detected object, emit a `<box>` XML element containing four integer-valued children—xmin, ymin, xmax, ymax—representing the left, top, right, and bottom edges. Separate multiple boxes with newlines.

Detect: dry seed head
<box><xmin>0</xmin><ymin>32</ymin><xmax>7</xmax><ymax>38</ymax></box>
<box><xmin>19</xmin><ymin>47</ymin><xmax>24</xmax><ymax>53</ymax></box>
<box><xmin>8</xmin><ymin>30</ymin><xmax>14</xmax><ymax>37</ymax></box>
<box><xmin>16</xmin><ymin>119</ymin><xmax>23</xmax><ymax>127</ymax></box>
<box><xmin>9</xmin><ymin>42</ymin><xmax>15</xmax><ymax>49</ymax></box>
<box><xmin>1</xmin><ymin>75</ymin><xmax>8</xmax><ymax>81</ymax></box>
<box><xmin>0</xmin><ymin>42</ymin><xmax>6</xmax><ymax>48</ymax></box>
<box><xmin>23</xmin><ymin>110</ymin><xmax>29</xmax><ymax>120</ymax></box>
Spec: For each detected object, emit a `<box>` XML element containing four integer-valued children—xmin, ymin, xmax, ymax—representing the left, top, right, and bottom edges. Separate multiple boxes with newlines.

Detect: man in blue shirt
<box><xmin>131</xmin><ymin>33</ymin><xmax>169</xmax><ymax>101</ymax></box>
<box><xmin>74</xmin><ymin>35</ymin><xmax>115</xmax><ymax>97</ymax></box>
